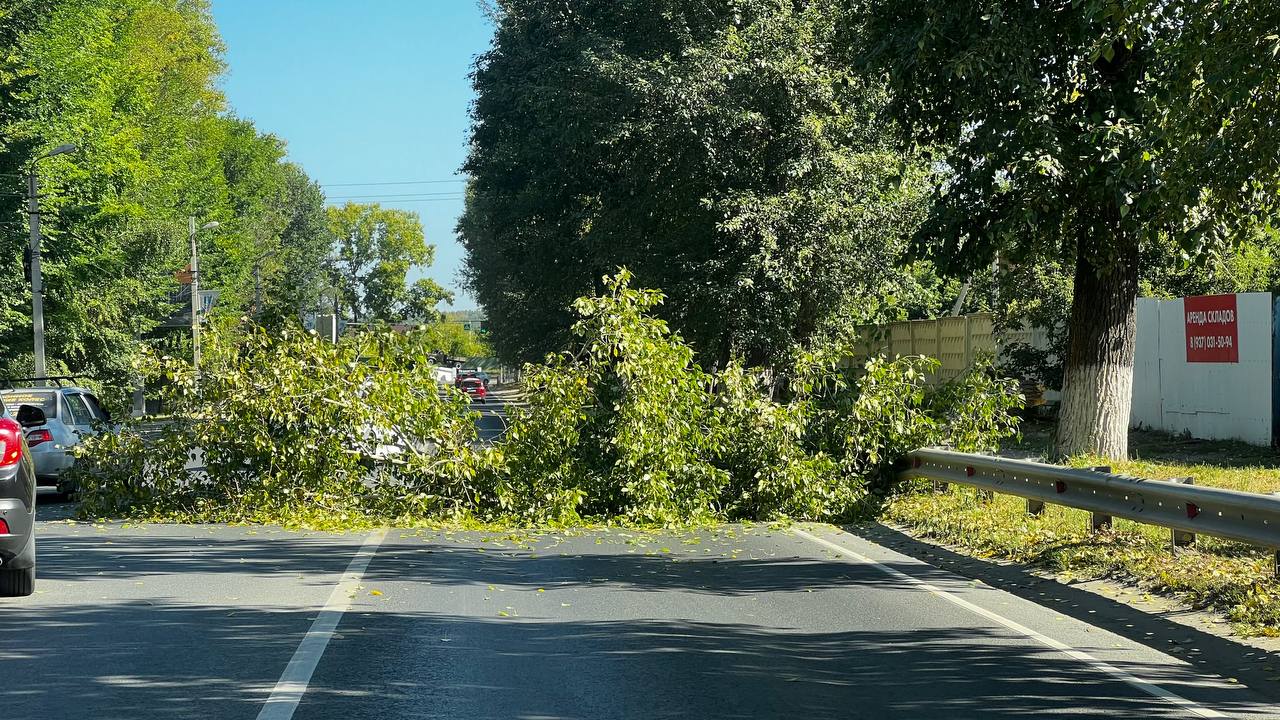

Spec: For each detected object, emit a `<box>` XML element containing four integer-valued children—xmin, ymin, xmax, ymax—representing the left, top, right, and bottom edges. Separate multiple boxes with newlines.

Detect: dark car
<box><xmin>0</xmin><ymin>395</ymin><xmax>45</xmax><ymax>597</ymax></box>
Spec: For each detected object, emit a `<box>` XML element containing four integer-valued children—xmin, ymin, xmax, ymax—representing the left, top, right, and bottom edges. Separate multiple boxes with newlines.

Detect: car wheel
<box><xmin>0</xmin><ymin>567</ymin><xmax>34</xmax><ymax>597</ymax></box>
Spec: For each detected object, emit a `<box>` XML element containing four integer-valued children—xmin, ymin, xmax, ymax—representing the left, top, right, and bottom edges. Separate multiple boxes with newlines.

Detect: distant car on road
<box><xmin>0</xmin><ymin>393</ymin><xmax>46</xmax><ymax>596</ymax></box>
<box><xmin>0</xmin><ymin>381</ymin><xmax>113</xmax><ymax>498</ymax></box>
<box><xmin>456</xmin><ymin>369</ymin><xmax>491</xmax><ymax>388</ymax></box>
<box><xmin>458</xmin><ymin>377</ymin><xmax>488</xmax><ymax>404</ymax></box>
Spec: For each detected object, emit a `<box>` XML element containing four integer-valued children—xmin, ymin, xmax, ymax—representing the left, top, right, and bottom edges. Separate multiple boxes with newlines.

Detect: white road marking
<box><xmin>257</xmin><ymin>529</ymin><xmax>388</xmax><ymax>720</ymax></box>
<box><xmin>792</xmin><ymin>526</ymin><xmax>1227</xmax><ymax>719</ymax></box>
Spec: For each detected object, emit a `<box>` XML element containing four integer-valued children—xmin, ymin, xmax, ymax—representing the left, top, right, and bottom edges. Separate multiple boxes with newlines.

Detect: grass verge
<box><xmin>885</xmin><ymin>428</ymin><xmax>1280</xmax><ymax>637</ymax></box>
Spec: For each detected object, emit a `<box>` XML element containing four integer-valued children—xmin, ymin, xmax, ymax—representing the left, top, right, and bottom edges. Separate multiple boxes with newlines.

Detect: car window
<box><xmin>64</xmin><ymin>394</ymin><xmax>95</xmax><ymax>426</ymax></box>
<box><xmin>82</xmin><ymin>393</ymin><xmax>109</xmax><ymax>421</ymax></box>
<box><xmin>1</xmin><ymin>390</ymin><xmax>58</xmax><ymax>419</ymax></box>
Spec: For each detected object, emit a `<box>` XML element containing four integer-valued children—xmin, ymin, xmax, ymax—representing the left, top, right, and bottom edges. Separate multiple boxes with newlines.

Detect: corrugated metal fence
<box><xmin>848</xmin><ymin>313</ymin><xmax>1051</xmax><ymax>385</ymax></box>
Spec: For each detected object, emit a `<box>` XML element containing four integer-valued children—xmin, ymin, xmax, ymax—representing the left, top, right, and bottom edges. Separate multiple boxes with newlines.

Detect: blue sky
<box><xmin>210</xmin><ymin>1</ymin><xmax>494</xmax><ymax>309</ymax></box>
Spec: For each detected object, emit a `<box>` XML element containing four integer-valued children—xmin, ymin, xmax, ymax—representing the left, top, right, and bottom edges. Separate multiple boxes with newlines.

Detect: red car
<box><xmin>457</xmin><ymin>377</ymin><xmax>488</xmax><ymax>404</ymax></box>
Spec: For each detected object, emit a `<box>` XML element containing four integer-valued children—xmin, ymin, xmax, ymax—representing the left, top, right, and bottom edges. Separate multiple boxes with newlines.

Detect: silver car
<box><xmin>0</xmin><ymin>385</ymin><xmax>112</xmax><ymax>496</ymax></box>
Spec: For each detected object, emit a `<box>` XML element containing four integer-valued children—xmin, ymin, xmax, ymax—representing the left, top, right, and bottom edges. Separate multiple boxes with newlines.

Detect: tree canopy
<box><xmin>461</xmin><ymin>0</ymin><xmax>930</xmax><ymax>367</ymax></box>
<box><xmin>863</xmin><ymin>0</ymin><xmax>1280</xmax><ymax>457</ymax></box>
<box><xmin>326</xmin><ymin>202</ymin><xmax>448</xmax><ymax>325</ymax></box>
<box><xmin>0</xmin><ymin>0</ymin><xmax>409</xmax><ymax>407</ymax></box>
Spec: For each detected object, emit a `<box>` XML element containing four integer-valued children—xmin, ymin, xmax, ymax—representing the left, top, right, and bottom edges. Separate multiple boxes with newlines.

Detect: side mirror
<box><xmin>15</xmin><ymin>405</ymin><xmax>46</xmax><ymax>428</ymax></box>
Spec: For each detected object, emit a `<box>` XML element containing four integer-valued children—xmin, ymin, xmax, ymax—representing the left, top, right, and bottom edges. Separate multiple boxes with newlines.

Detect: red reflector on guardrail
<box><xmin>965</xmin><ymin>466</ymin><xmax>975</xmax><ymax>477</ymax></box>
<box><xmin>912</xmin><ymin>457</ymin><xmax>922</xmax><ymax>469</ymax></box>
<box><xmin>1055</xmin><ymin>480</ymin><xmax>1066</xmax><ymax>494</ymax></box>
<box><xmin>1186</xmin><ymin>503</ymin><xmax>1200</xmax><ymax>519</ymax></box>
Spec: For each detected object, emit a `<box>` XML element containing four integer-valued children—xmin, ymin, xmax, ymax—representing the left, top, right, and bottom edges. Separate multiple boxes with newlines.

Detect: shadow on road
<box><xmin>844</xmin><ymin>522</ymin><xmax>1280</xmax><ymax>705</ymax></box>
<box><xmin>295</xmin><ymin>613</ymin><xmax>1258</xmax><ymax>719</ymax></box>
<box><xmin>6</xmin><ymin>523</ymin><xmax>1278</xmax><ymax>719</ymax></box>
<box><xmin>0</xmin><ymin>599</ymin><xmax>315</xmax><ymax>719</ymax></box>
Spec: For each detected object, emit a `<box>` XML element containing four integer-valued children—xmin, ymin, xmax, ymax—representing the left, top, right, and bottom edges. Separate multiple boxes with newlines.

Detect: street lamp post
<box><xmin>189</xmin><ymin>217</ymin><xmax>219</xmax><ymax>372</ymax></box>
<box><xmin>25</xmin><ymin>143</ymin><xmax>77</xmax><ymax>386</ymax></box>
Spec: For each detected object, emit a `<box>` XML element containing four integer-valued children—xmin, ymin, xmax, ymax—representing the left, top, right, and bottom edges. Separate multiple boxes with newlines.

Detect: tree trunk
<box><xmin>1054</xmin><ymin>233</ymin><xmax>1140</xmax><ymax>460</ymax></box>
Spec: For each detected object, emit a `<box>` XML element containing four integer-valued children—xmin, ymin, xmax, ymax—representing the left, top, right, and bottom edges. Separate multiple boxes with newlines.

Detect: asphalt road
<box><xmin>473</xmin><ymin>389</ymin><xmax>515</xmax><ymax>443</ymax></box>
<box><xmin>4</xmin><ymin>508</ymin><xmax>1279</xmax><ymax>720</ymax></box>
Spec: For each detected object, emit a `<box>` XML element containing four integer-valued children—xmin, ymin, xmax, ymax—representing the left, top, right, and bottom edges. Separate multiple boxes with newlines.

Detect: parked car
<box><xmin>0</xmin><ymin>383</ymin><xmax>113</xmax><ymax>498</ymax></box>
<box><xmin>456</xmin><ymin>369</ymin><xmax>491</xmax><ymax>388</ymax></box>
<box><xmin>0</xmin><ymin>394</ymin><xmax>45</xmax><ymax>596</ymax></box>
<box><xmin>458</xmin><ymin>377</ymin><xmax>488</xmax><ymax>404</ymax></box>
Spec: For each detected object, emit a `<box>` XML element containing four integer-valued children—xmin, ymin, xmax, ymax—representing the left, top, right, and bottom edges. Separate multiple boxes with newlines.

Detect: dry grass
<box><xmin>886</xmin><ymin>427</ymin><xmax>1280</xmax><ymax>636</ymax></box>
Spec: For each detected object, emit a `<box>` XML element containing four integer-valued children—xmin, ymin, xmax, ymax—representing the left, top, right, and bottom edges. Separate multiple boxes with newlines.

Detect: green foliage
<box><xmin>415</xmin><ymin>320</ymin><xmax>490</xmax><ymax>359</ymax></box>
<box><xmin>0</xmin><ymin>0</ymin><xmax>333</xmax><ymax>408</ymax></box>
<box><xmin>864</xmin><ymin>0</ymin><xmax>1280</xmax><ymax>274</ymax></box>
<box><xmin>72</xmin><ymin>273</ymin><xmax>1022</xmax><ymax>528</ymax></box>
<box><xmin>491</xmin><ymin>270</ymin><xmax>725</xmax><ymax>524</ymax></box>
<box><xmin>487</xmin><ymin>270</ymin><xmax>1022</xmax><ymax>524</ymax></box>
<box><xmin>326</xmin><ymin>202</ymin><xmax>444</xmax><ymax>325</ymax></box>
<box><xmin>862</xmin><ymin>0</ymin><xmax>1280</xmax><ymax>457</ymax></box>
<box><xmin>72</xmin><ymin>326</ymin><xmax>487</xmax><ymax>525</ymax></box>
<box><xmin>461</xmin><ymin>0</ymin><xmax>929</xmax><ymax>367</ymax></box>
<box><xmin>708</xmin><ymin>362</ymin><xmax>842</xmax><ymax>520</ymax></box>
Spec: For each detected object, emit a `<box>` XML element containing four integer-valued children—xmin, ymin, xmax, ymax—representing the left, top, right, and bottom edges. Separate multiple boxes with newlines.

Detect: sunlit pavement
<box><xmin>4</xmin><ymin>513</ymin><xmax>1279</xmax><ymax>720</ymax></box>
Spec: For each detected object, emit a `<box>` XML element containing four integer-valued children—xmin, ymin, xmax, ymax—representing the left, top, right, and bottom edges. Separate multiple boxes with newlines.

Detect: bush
<box><xmin>491</xmin><ymin>270</ymin><xmax>1023</xmax><ymax>524</ymax></box>
<box><xmin>72</xmin><ymin>326</ymin><xmax>487</xmax><ymax>526</ymax></box>
<box><xmin>490</xmin><ymin>270</ymin><xmax>726</xmax><ymax>525</ymax></box>
<box><xmin>72</xmin><ymin>272</ymin><xmax>1023</xmax><ymax>528</ymax></box>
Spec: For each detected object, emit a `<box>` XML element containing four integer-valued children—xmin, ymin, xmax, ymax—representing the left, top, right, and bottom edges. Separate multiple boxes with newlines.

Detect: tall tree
<box><xmin>864</xmin><ymin>0</ymin><xmax>1280</xmax><ymax>458</ymax></box>
<box><xmin>326</xmin><ymin>202</ymin><xmax>438</xmax><ymax>324</ymax></box>
<box><xmin>460</xmin><ymin>0</ymin><xmax>928</xmax><ymax>367</ymax></box>
<box><xmin>0</xmin><ymin>0</ymin><xmax>227</xmax><ymax>394</ymax></box>
<box><xmin>0</xmin><ymin>0</ymin><xmax>335</xmax><ymax>406</ymax></box>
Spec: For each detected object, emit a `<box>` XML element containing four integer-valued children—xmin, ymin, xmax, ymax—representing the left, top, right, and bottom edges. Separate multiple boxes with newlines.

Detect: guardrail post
<box><xmin>1027</xmin><ymin>497</ymin><xmax>1045</xmax><ymax>516</ymax></box>
<box><xmin>1089</xmin><ymin>466</ymin><xmax>1113</xmax><ymax>532</ymax></box>
<box><xmin>1273</xmin><ymin>491</ymin><xmax>1280</xmax><ymax>578</ymax></box>
<box><xmin>1171</xmin><ymin>477</ymin><xmax>1196</xmax><ymax>549</ymax></box>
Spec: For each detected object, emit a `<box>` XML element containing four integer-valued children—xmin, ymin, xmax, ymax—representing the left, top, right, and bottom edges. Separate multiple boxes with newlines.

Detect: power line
<box><xmin>326</xmin><ymin>197</ymin><xmax>466</xmax><ymax>205</ymax></box>
<box><xmin>320</xmin><ymin>179</ymin><xmax>467</xmax><ymax>188</ymax></box>
<box><xmin>325</xmin><ymin>191</ymin><xmax>466</xmax><ymax>200</ymax></box>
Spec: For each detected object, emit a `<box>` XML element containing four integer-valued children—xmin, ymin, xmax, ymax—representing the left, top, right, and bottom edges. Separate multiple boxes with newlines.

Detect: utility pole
<box><xmin>188</xmin><ymin>217</ymin><xmax>220</xmax><ymax>372</ymax></box>
<box><xmin>25</xmin><ymin>144</ymin><xmax>76</xmax><ymax>386</ymax></box>
<box><xmin>26</xmin><ymin>172</ymin><xmax>46</xmax><ymax>385</ymax></box>
<box><xmin>189</xmin><ymin>216</ymin><xmax>201</xmax><ymax>372</ymax></box>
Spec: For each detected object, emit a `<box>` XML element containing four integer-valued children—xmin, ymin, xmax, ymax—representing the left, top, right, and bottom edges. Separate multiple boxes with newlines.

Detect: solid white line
<box><xmin>257</xmin><ymin>529</ymin><xmax>388</xmax><ymax>720</ymax></box>
<box><xmin>791</xmin><ymin>527</ymin><xmax>1227</xmax><ymax>719</ymax></box>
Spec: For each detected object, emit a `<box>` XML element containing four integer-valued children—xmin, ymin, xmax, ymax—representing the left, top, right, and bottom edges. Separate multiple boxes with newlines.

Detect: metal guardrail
<box><xmin>901</xmin><ymin>448</ymin><xmax>1280</xmax><ymax>572</ymax></box>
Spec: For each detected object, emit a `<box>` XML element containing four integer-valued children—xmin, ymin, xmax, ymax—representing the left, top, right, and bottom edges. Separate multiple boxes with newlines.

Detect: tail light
<box><xmin>0</xmin><ymin>519</ymin><xmax>9</xmax><ymax>535</ymax></box>
<box><xmin>26</xmin><ymin>429</ymin><xmax>53</xmax><ymax>448</ymax></box>
<box><xmin>0</xmin><ymin>418</ymin><xmax>23</xmax><ymax>468</ymax></box>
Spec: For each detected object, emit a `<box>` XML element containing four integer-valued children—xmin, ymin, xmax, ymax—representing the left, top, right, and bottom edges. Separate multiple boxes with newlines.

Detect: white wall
<box><xmin>1130</xmin><ymin>293</ymin><xmax>1273</xmax><ymax>445</ymax></box>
